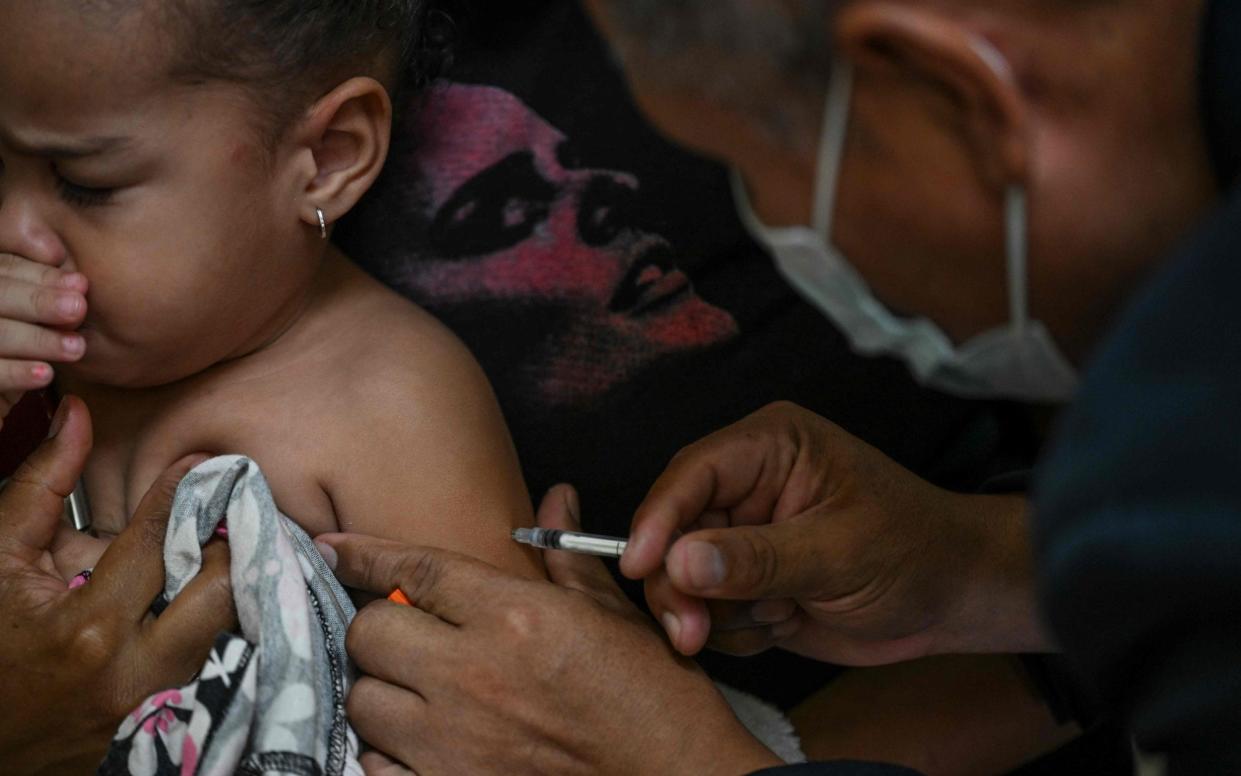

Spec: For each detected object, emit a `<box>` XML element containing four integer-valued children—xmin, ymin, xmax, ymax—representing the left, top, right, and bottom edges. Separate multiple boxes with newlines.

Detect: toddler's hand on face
<box><xmin>0</xmin><ymin>253</ymin><xmax>88</xmax><ymax>429</ymax></box>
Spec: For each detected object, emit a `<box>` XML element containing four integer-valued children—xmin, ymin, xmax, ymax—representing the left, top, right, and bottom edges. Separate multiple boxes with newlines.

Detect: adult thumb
<box><xmin>0</xmin><ymin>397</ymin><xmax>92</xmax><ymax>562</ymax></box>
<box><xmin>664</xmin><ymin>516</ymin><xmax>827</xmax><ymax>601</ymax></box>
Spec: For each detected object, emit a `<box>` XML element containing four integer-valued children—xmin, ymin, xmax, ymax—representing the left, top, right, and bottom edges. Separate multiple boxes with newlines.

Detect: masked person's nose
<box><xmin>577</xmin><ymin>174</ymin><xmax>640</xmax><ymax>247</ymax></box>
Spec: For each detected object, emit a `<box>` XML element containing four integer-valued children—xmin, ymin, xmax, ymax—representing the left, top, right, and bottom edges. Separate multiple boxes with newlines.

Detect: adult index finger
<box><xmin>87</xmin><ymin>454</ymin><xmax>211</xmax><ymax>622</ymax></box>
<box><xmin>315</xmin><ymin>533</ymin><xmax>503</xmax><ymax>626</ymax></box>
<box><xmin>624</xmin><ymin>424</ymin><xmax>785</xmax><ymax>581</ymax></box>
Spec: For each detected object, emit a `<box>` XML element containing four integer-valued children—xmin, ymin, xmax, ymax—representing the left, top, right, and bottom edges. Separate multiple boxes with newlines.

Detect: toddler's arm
<box><xmin>0</xmin><ymin>253</ymin><xmax>88</xmax><ymax>429</ymax></box>
<box><xmin>320</xmin><ymin>317</ymin><xmax>542</xmax><ymax>580</ymax></box>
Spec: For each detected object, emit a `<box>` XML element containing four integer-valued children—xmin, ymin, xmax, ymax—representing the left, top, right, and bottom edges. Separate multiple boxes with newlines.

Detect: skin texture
<box><xmin>0</xmin><ymin>398</ymin><xmax>235</xmax><ymax>774</ymax></box>
<box><xmin>0</xmin><ymin>3</ymin><xmax>540</xmax><ymax>577</ymax></box>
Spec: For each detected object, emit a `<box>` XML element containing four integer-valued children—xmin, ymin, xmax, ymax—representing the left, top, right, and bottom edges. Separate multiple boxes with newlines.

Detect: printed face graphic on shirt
<box><xmin>365</xmin><ymin>83</ymin><xmax>738</xmax><ymax>407</ymax></box>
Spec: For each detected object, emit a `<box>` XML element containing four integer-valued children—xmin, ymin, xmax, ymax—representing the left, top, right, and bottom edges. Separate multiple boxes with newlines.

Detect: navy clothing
<box><xmin>1031</xmin><ymin>1</ymin><xmax>1241</xmax><ymax>772</ymax></box>
<box><xmin>1035</xmin><ymin>185</ymin><xmax>1241</xmax><ymax>774</ymax></box>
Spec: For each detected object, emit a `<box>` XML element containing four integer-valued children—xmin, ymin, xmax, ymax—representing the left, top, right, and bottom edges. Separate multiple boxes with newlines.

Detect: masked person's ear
<box><xmin>832</xmin><ymin>1</ymin><xmax>1030</xmax><ymax>191</ymax></box>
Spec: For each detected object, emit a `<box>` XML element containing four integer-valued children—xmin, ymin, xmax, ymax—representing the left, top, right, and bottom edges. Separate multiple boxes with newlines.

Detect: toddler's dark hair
<box><xmin>159</xmin><ymin>0</ymin><xmax>458</xmax><ymax>141</ymax></box>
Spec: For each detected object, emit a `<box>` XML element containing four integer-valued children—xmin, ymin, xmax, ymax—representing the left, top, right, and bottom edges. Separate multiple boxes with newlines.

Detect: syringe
<box><xmin>511</xmin><ymin>527</ymin><xmax>628</xmax><ymax>558</ymax></box>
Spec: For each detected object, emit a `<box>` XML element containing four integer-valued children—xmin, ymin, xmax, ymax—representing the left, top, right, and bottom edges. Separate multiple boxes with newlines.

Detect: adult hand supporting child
<box><xmin>0</xmin><ymin>397</ymin><xmax>236</xmax><ymax>775</ymax></box>
<box><xmin>0</xmin><ymin>252</ymin><xmax>89</xmax><ymax>430</ymax></box>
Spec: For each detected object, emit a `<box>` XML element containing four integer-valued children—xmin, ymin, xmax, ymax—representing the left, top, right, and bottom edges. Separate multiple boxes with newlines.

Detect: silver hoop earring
<box><xmin>315</xmin><ymin>208</ymin><xmax>328</xmax><ymax>240</ymax></box>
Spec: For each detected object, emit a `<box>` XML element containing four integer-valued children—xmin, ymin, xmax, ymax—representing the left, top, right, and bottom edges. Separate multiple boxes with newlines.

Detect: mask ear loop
<box><xmin>1005</xmin><ymin>185</ymin><xmax>1030</xmax><ymax>335</ymax></box>
<box><xmin>968</xmin><ymin>36</ymin><xmax>1031</xmax><ymax>337</ymax></box>
<box><xmin>812</xmin><ymin>60</ymin><xmax>854</xmax><ymax>240</ymax></box>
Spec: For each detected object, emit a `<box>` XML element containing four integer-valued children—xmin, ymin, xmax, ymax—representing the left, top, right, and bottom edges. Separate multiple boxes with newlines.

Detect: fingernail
<box><xmin>31</xmin><ymin>363</ymin><xmax>53</xmax><ymax>384</ymax></box>
<box><xmin>314</xmin><ymin>540</ymin><xmax>338</xmax><ymax>571</ymax></box>
<box><xmin>56</xmin><ymin>294</ymin><xmax>83</xmax><ymax>318</ymax></box>
<box><xmin>660</xmin><ymin>612</ymin><xmax>682</xmax><ymax>644</ymax></box>
<box><xmin>685</xmin><ymin>541</ymin><xmax>727</xmax><ymax>589</ymax></box>
<box><xmin>62</xmin><ymin>335</ymin><xmax>85</xmax><ymax>357</ymax></box>
<box><xmin>47</xmin><ymin>399</ymin><xmax>69</xmax><ymax>439</ymax></box>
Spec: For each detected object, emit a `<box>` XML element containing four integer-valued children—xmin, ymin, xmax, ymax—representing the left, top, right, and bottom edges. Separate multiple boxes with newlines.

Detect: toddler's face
<box><xmin>0</xmin><ymin>4</ymin><xmax>321</xmax><ymax>387</ymax></box>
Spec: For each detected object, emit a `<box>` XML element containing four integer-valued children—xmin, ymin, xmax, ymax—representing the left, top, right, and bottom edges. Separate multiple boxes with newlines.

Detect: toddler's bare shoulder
<box><xmin>312</xmin><ymin>286</ymin><xmax>501</xmax><ymax>439</ymax></box>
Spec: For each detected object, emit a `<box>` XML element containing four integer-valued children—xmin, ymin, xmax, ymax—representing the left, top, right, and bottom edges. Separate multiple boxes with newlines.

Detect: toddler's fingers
<box><xmin>0</xmin><ymin>360</ymin><xmax>55</xmax><ymax>395</ymax></box>
<box><xmin>0</xmin><ymin>319</ymin><xmax>86</xmax><ymax>363</ymax></box>
<box><xmin>0</xmin><ymin>278</ymin><xmax>87</xmax><ymax>326</ymax></box>
<box><xmin>0</xmin><ymin>253</ymin><xmax>87</xmax><ymax>293</ymax></box>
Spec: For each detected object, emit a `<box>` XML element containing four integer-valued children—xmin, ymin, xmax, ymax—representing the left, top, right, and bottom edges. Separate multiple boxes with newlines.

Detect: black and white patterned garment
<box><xmin>98</xmin><ymin>457</ymin><xmax>361</xmax><ymax>776</ymax></box>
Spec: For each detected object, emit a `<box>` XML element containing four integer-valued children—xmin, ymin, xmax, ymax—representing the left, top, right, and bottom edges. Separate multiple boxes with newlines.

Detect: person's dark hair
<box><xmin>157</xmin><ymin>0</ymin><xmax>459</xmax><ymax>141</ymax></box>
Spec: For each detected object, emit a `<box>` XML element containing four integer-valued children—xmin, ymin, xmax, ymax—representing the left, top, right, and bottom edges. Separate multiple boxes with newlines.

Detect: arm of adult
<box><xmin>0</xmin><ymin>253</ymin><xmax>89</xmax><ymax>430</ymax></box>
<box><xmin>316</xmin><ymin>486</ymin><xmax>785</xmax><ymax>776</ymax></box>
<box><xmin>0</xmin><ymin>397</ymin><xmax>235</xmax><ymax>774</ymax></box>
<box><xmin>624</xmin><ymin>401</ymin><xmax>1052</xmax><ymax>665</ymax></box>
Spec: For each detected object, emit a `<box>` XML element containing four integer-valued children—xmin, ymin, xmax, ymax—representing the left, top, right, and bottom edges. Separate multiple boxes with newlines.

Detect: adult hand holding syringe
<box><xmin>620</xmin><ymin>401</ymin><xmax>1051</xmax><ymax>666</ymax></box>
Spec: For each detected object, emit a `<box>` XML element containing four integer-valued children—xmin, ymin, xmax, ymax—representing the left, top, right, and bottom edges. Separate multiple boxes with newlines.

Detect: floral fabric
<box><xmin>99</xmin><ymin>456</ymin><xmax>361</xmax><ymax>776</ymax></box>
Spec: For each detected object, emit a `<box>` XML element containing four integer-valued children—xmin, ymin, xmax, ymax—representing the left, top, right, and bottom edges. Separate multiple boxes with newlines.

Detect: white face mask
<box><xmin>732</xmin><ymin>59</ymin><xmax>1078</xmax><ymax>403</ymax></box>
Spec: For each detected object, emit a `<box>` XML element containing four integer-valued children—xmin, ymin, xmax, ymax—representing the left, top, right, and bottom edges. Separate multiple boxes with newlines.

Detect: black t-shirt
<box><xmin>337</xmin><ymin>0</ymin><xmax>1032</xmax><ymax>708</ymax></box>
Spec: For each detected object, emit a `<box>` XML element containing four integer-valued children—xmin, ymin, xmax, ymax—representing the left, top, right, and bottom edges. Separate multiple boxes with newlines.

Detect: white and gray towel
<box><xmin>99</xmin><ymin>456</ymin><xmax>362</xmax><ymax>776</ymax></box>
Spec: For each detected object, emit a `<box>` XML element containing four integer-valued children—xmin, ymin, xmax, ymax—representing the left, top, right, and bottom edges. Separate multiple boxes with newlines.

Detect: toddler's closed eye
<box><xmin>55</xmin><ymin>173</ymin><xmax>116</xmax><ymax>208</ymax></box>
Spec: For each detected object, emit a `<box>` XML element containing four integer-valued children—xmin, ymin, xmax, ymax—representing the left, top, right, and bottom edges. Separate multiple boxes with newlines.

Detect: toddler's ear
<box><xmin>295</xmin><ymin>77</ymin><xmax>394</xmax><ymax>232</ymax></box>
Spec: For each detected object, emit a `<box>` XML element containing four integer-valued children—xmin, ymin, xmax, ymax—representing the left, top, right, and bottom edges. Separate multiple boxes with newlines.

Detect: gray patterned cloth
<box><xmin>99</xmin><ymin>456</ymin><xmax>362</xmax><ymax>776</ymax></box>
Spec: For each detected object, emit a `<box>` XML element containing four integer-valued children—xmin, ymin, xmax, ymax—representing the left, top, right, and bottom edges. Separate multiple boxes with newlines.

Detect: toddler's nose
<box><xmin>0</xmin><ymin>196</ymin><xmax>68</xmax><ymax>268</ymax></box>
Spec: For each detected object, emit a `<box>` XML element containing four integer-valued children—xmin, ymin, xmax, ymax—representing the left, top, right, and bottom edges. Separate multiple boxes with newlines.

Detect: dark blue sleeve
<box><xmin>1034</xmin><ymin>186</ymin><xmax>1241</xmax><ymax>775</ymax></box>
<box><xmin>749</xmin><ymin>763</ymin><xmax>922</xmax><ymax>776</ymax></box>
